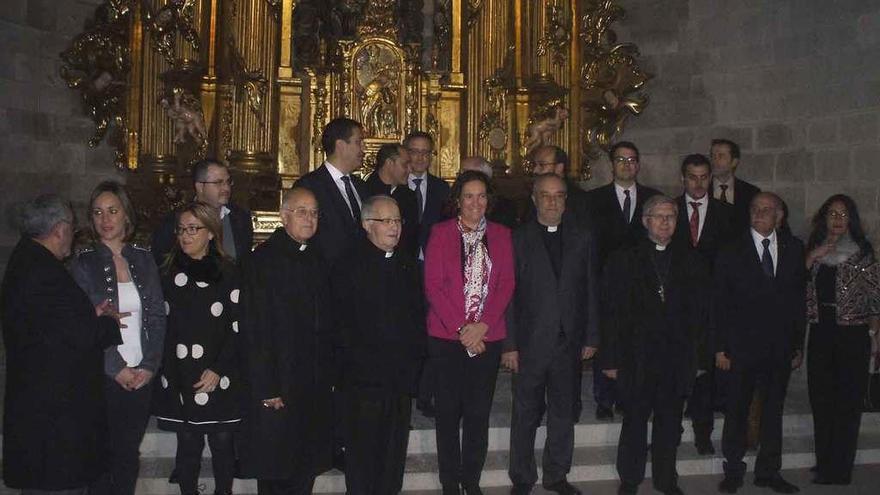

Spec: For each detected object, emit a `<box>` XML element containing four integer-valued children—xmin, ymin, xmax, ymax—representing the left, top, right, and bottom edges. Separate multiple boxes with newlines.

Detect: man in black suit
<box><xmin>296</xmin><ymin>117</ymin><xmax>368</xmax><ymax>267</ymax></box>
<box><xmin>673</xmin><ymin>154</ymin><xmax>735</xmax><ymax>455</ymax></box>
<box><xmin>365</xmin><ymin>143</ymin><xmax>420</xmax><ymax>260</ymax></box>
<box><xmin>152</xmin><ymin>158</ymin><xmax>254</xmax><ymax>265</ymax></box>
<box><xmin>600</xmin><ymin>195</ymin><xmax>711</xmax><ymax>495</ymax></box>
<box><xmin>586</xmin><ymin>141</ymin><xmax>661</xmax><ymax>420</ymax></box>
<box><xmin>715</xmin><ymin>192</ymin><xmax>806</xmax><ymax>494</ymax></box>
<box><xmin>405</xmin><ymin>131</ymin><xmax>451</xmax><ymax>258</ymax></box>
<box><xmin>710</xmin><ymin>138</ymin><xmax>761</xmax><ymax>232</ymax></box>
<box><xmin>504</xmin><ymin>174</ymin><xmax>599</xmax><ymax>495</ymax></box>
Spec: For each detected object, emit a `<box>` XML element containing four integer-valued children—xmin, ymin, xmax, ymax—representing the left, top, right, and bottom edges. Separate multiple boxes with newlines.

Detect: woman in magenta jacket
<box><xmin>424</xmin><ymin>169</ymin><xmax>515</xmax><ymax>495</ymax></box>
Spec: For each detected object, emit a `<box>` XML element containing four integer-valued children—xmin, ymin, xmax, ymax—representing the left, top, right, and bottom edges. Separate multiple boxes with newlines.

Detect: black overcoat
<box><xmin>1</xmin><ymin>238</ymin><xmax>121</xmax><ymax>490</ymax></box>
<box><xmin>239</xmin><ymin>228</ymin><xmax>335</xmax><ymax>479</ymax></box>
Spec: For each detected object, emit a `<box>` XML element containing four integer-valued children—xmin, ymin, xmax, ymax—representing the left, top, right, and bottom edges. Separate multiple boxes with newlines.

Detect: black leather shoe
<box><xmin>812</xmin><ymin>475</ymin><xmax>850</xmax><ymax>486</ymax></box>
<box><xmin>719</xmin><ymin>477</ymin><xmax>743</xmax><ymax>493</ymax></box>
<box><xmin>695</xmin><ymin>439</ymin><xmax>715</xmax><ymax>455</ymax></box>
<box><xmin>754</xmin><ymin>475</ymin><xmax>799</xmax><ymax>493</ymax></box>
<box><xmin>596</xmin><ymin>404</ymin><xmax>614</xmax><ymax>420</ymax></box>
<box><xmin>462</xmin><ymin>484</ymin><xmax>484</xmax><ymax>495</ymax></box>
<box><xmin>543</xmin><ymin>479</ymin><xmax>581</xmax><ymax>495</ymax></box>
<box><xmin>441</xmin><ymin>484</ymin><xmax>461</xmax><ymax>495</ymax></box>
<box><xmin>510</xmin><ymin>483</ymin><xmax>533</xmax><ymax>495</ymax></box>
<box><xmin>617</xmin><ymin>482</ymin><xmax>638</xmax><ymax>495</ymax></box>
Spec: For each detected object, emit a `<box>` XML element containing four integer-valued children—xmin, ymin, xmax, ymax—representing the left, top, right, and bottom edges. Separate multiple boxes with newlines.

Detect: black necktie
<box><xmin>622</xmin><ymin>189</ymin><xmax>632</xmax><ymax>223</ymax></box>
<box><xmin>761</xmin><ymin>238</ymin><xmax>774</xmax><ymax>279</ymax></box>
<box><xmin>341</xmin><ymin>176</ymin><xmax>361</xmax><ymax>222</ymax></box>
<box><xmin>719</xmin><ymin>184</ymin><xmax>729</xmax><ymax>204</ymax></box>
<box><xmin>413</xmin><ymin>177</ymin><xmax>424</xmax><ymax>221</ymax></box>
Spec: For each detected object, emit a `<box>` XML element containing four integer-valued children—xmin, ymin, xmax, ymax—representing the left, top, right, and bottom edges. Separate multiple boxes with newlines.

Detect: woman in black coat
<box><xmin>70</xmin><ymin>181</ymin><xmax>166</xmax><ymax>495</ymax></box>
<box><xmin>153</xmin><ymin>202</ymin><xmax>241</xmax><ymax>495</ymax></box>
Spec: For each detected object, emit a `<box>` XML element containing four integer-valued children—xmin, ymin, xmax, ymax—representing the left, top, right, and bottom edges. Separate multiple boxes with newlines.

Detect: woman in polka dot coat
<box><xmin>153</xmin><ymin>202</ymin><xmax>242</xmax><ymax>495</ymax></box>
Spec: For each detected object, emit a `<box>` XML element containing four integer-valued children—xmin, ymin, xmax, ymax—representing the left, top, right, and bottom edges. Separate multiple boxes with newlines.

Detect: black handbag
<box><xmin>865</xmin><ymin>355</ymin><xmax>880</xmax><ymax>412</ymax></box>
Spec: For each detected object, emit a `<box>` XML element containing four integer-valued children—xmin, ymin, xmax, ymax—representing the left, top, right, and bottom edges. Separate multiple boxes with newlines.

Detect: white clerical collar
<box><xmin>546</xmin><ymin>225</ymin><xmax>559</xmax><ymax>233</ymax></box>
<box><xmin>299</xmin><ymin>243</ymin><xmax>307</xmax><ymax>252</ymax></box>
<box><xmin>220</xmin><ymin>205</ymin><xmax>231</xmax><ymax>219</ymax></box>
<box><xmin>385</xmin><ymin>251</ymin><xmax>394</xmax><ymax>258</ymax></box>
<box><xmin>655</xmin><ymin>243</ymin><xmax>668</xmax><ymax>251</ymax></box>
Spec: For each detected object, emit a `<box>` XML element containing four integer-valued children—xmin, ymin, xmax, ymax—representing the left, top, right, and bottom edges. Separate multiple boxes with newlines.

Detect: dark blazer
<box><xmin>586</xmin><ymin>182</ymin><xmax>661</xmax><ymax>266</ymax></box>
<box><xmin>505</xmin><ymin>214</ymin><xmax>600</xmax><ymax>362</ymax></box>
<box><xmin>332</xmin><ymin>237</ymin><xmax>426</xmax><ymax>396</ymax></box>
<box><xmin>240</xmin><ymin>228</ymin><xmax>335</xmax><ymax>478</ymax></box>
<box><xmin>151</xmin><ymin>202</ymin><xmax>253</xmax><ymax>266</ymax></box>
<box><xmin>713</xmin><ymin>231</ymin><xmax>806</xmax><ymax>366</ymax></box>
<box><xmin>1</xmin><ymin>237</ymin><xmax>121</xmax><ymax>490</ymax></box>
<box><xmin>673</xmin><ymin>195</ymin><xmax>735</xmax><ymax>270</ymax></box>
<box><xmin>712</xmin><ymin>177</ymin><xmax>760</xmax><ymax>233</ymax></box>
<box><xmin>599</xmin><ymin>238</ymin><xmax>711</xmax><ymax>405</ymax></box>
<box><xmin>70</xmin><ymin>243</ymin><xmax>166</xmax><ymax>377</ymax></box>
<box><xmin>296</xmin><ymin>164</ymin><xmax>369</xmax><ymax>266</ymax></box>
<box><xmin>365</xmin><ymin>173</ymin><xmax>420</xmax><ymax>260</ymax></box>
<box><xmin>415</xmin><ymin>173</ymin><xmax>451</xmax><ymax>252</ymax></box>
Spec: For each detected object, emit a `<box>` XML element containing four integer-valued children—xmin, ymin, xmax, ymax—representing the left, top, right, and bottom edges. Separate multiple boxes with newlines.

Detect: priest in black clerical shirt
<box><xmin>366</xmin><ymin>143</ymin><xmax>421</xmax><ymax>260</ymax></box>
<box><xmin>331</xmin><ymin>195</ymin><xmax>426</xmax><ymax>495</ymax></box>
<box><xmin>599</xmin><ymin>195</ymin><xmax>711</xmax><ymax>495</ymax></box>
<box><xmin>504</xmin><ymin>174</ymin><xmax>599</xmax><ymax>495</ymax></box>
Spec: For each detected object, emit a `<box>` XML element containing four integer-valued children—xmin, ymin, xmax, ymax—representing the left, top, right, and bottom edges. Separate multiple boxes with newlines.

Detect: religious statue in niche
<box><xmin>355</xmin><ymin>44</ymin><xmax>402</xmax><ymax>138</ymax></box>
<box><xmin>522</xmin><ymin>101</ymin><xmax>570</xmax><ymax>156</ymax></box>
<box><xmin>159</xmin><ymin>88</ymin><xmax>208</xmax><ymax>163</ymax></box>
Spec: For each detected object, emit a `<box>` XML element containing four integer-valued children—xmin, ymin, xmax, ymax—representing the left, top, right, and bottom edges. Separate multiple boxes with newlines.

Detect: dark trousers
<box><xmin>592</xmin><ymin>359</ymin><xmax>617</xmax><ymax>409</ymax></box>
<box><xmin>22</xmin><ymin>488</ymin><xmax>87</xmax><ymax>495</ymax></box>
<box><xmin>344</xmin><ymin>389</ymin><xmax>412</xmax><ymax>494</ymax></box>
<box><xmin>616</xmin><ymin>371</ymin><xmax>685</xmax><ymax>490</ymax></box>
<box><xmin>721</xmin><ymin>358</ymin><xmax>791</xmax><ymax>480</ymax></box>
<box><xmin>688</xmin><ymin>370</ymin><xmax>716</xmax><ymax>443</ymax></box>
<box><xmin>509</xmin><ymin>343</ymin><xmax>578</xmax><ymax>486</ymax></box>
<box><xmin>430</xmin><ymin>337</ymin><xmax>502</xmax><ymax>490</ymax></box>
<box><xmin>176</xmin><ymin>431</ymin><xmax>235</xmax><ymax>495</ymax></box>
<box><xmin>808</xmin><ymin>323</ymin><xmax>871</xmax><ymax>482</ymax></box>
<box><xmin>257</xmin><ymin>476</ymin><xmax>315</xmax><ymax>495</ymax></box>
<box><xmin>90</xmin><ymin>377</ymin><xmax>153</xmax><ymax>495</ymax></box>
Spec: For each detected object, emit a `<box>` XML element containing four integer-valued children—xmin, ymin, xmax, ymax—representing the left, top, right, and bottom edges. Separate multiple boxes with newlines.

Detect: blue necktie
<box><xmin>761</xmin><ymin>238</ymin><xmax>774</xmax><ymax>279</ymax></box>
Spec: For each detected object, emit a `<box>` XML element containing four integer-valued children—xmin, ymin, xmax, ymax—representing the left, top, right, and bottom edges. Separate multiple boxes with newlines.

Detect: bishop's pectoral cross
<box><xmin>657</xmin><ymin>284</ymin><xmax>666</xmax><ymax>304</ymax></box>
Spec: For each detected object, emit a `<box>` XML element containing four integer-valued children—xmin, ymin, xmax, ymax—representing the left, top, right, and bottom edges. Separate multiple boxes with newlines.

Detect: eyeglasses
<box><xmin>283</xmin><ymin>207</ymin><xmax>320</xmax><ymax>219</ymax></box>
<box><xmin>613</xmin><ymin>156</ymin><xmax>639</xmax><ymax>164</ymax></box>
<box><xmin>198</xmin><ymin>179</ymin><xmax>234</xmax><ymax>187</ymax></box>
<box><xmin>406</xmin><ymin>148</ymin><xmax>432</xmax><ymax>157</ymax></box>
<box><xmin>365</xmin><ymin>218</ymin><xmax>404</xmax><ymax>226</ymax></box>
<box><xmin>175</xmin><ymin>225</ymin><xmax>208</xmax><ymax>236</ymax></box>
<box><xmin>827</xmin><ymin>210</ymin><xmax>849</xmax><ymax>219</ymax></box>
<box><xmin>646</xmin><ymin>214</ymin><xmax>676</xmax><ymax>223</ymax></box>
<box><xmin>537</xmin><ymin>192</ymin><xmax>567</xmax><ymax>202</ymax></box>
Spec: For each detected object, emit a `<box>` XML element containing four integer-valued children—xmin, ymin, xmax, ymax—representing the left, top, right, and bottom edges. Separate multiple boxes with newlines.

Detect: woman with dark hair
<box><xmin>805</xmin><ymin>194</ymin><xmax>880</xmax><ymax>485</ymax></box>
<box><xmin>424</xmin><ymin>170</ymin><xmax>515</xmax><ymax>494</ymax></box>
<box><xmin>70</xmin><ymin>180</ymin><xmax>166</xmax><ymax>495</ymax></box>
<box><xmin>153</xmin><ymin>202</ymin><xmax>242</xmax><ymax>495</ymax></box>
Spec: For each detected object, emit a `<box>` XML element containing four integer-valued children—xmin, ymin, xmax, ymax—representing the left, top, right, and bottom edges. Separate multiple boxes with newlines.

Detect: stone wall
<box><xmin>591</xmin><ymin>0</ymin><xmax>880</xmax><ymax>242</ymax></box>
<box><xmin>0</xmin><ymin>0</ymin><xmax>121</xmax><ymax>273</ymax></box>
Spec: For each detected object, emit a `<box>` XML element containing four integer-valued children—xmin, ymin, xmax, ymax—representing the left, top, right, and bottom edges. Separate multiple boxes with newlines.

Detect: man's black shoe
<box><xmin>510</xmin><ymin>483</ymin><xmax>533</xmax><ymax>495</ymax></box>
<box><xmin>543</xmin><ymin>479</ymin><xmax>581</xmax><ymax>495</ymax></box>
<box><xmin>719</xmin><ymin>477</ymin><xmax>743</xmax><ymax>493</ymax></box>
<box><xmin>656</xmin><ymin>485</ymin><xmax>684</xmax><ymax>495</ymax></box>
<box><xmin>596</xmin><ymin>404</ymin><xmax>614</xmax><ymax>420</ymax></box>
<box><xmin>168</xmin><ymin>468</ymin><xmax>179</xmax><ymax>484</ymax></box>
<box><xmin>754</xmin><ymin>475</ymin><xmax>799</xmax><ymax>493</ymax></box>
<box><xmin>695</xmin><ymin>439</ymin><xmax>715</xmax><ymax>455</ymax></box>
<box><xmin>617</xmin><ymin>482</ymin><xmax>638</xmax><ymax>495</ymax></box>
<box><xmin>462</xmin><ymin>484</ymin><xmax>484</xmax><ymax>495</ymax></box>
<box><xmin>441</xmin><ymin>484</ymin><xmax>460</xmax><ymax>495</ymax></box>
<box><xmin>812</xmin><ymin>475</ymin><xmax>850</xmax><ymax>486</ymax></box>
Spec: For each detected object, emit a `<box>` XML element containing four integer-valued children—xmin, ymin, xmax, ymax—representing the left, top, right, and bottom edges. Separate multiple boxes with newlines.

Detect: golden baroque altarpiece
<box><xmin>60</xmin><ymin>0</ymin><xmax>651</xmax><ymax>237</ymax></box>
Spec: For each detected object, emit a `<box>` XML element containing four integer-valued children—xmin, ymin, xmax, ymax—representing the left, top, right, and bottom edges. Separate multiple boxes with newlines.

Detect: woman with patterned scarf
<box><xmin>805</xmin><ymin>194</ymin><xmax>880</xmax><ymax>486</ymax></box>
<box><xmin>424</xmin><ymin>170</ymin><xmax>516</xmax><ymax>495</ymax></box>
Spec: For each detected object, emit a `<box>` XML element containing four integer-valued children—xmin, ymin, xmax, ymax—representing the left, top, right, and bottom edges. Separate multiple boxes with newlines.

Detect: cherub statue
<box><xmin>160</xmin><ymin>90</ymin><xmax>207</xmax><ymax>145</ymax></box>
<box><xmin>522</xmin><ymin>103</ymin><xmax>569</xmax><ymax>155</ymax></box>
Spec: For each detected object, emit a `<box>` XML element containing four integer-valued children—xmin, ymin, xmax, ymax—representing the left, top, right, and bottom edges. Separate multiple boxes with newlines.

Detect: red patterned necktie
<box><xmin>689</xmin><ymin>201</ymin><xmax>701</xmax><ymax>246</ymax></box>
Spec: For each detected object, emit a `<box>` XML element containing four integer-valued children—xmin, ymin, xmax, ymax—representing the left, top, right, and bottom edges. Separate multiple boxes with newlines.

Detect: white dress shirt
<box><xmin>685</xmin><ymin>193</ymin><xmax>709</xmax><ymax>242</ymax></box>
<box><xmin>325</xmin><ymin>161</ymin><xmax>362</xmax><ymax>213</ymax></box>
<box><xmin>750</xmin><ymin>228</ymin><xmax>778</xmax><ymax>275</ymax></box>
<box><xmin>614</xmin><ymin>182</ymin><xmax>637</xmax><ymax>222</ymax></box>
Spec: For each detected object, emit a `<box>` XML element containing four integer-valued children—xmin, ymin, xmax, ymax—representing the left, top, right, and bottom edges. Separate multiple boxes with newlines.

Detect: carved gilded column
<box><xmin>277</xmin><ymin>0</ymin><xmax>306</xmax><ymax>187</ymax></box>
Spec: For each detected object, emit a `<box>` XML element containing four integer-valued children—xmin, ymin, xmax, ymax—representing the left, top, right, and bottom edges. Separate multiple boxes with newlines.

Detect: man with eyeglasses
<box><xmin>714</xmin><ymin>192</ymin><xmax>806</xmax><ymax>494</ymax></box>
<box><xmin>600</xmin><ymin>195</ymin><xmax>711</xmax><ymax>495</ymax></box>
<box><xmin>366</xmin><ymin>143</ymin><xmax>420</xmax><ymax>259</ymax></box>
<box><xmin>405</xmin><ymin>131</ymin><xmax>451</xmax><ymax>259</ymax></box>
<box><xmin>240</xmin><ymin>186</ymin><xmax>335</xmax><ymax>495</ymax></box>
<box><xmin>505</xmin><ymin>174</ymin><xmax>599</xmax><ymax>495</ymax></box>
<box><xmin>710</xmin><ymin>138</ymin><xmax>761</xmax><ymax>233</ymax></box>
<box><xmin>331</xmin><ymin>195</ymin><xmax>425</xmax><ymax>495</ymax></box>
<box><xmin>151</xmin><ymin>158</ymin><xmax>253</xmax><ymax>266</ymax></box>
<box><xmin>586</xmin><ymin>141</ymin><xmax>660</xmax><ymax>420</ymax></box>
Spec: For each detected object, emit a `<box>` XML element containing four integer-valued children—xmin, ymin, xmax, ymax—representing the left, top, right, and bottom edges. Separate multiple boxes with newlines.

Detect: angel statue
<box><xmin>522</xmin><ymin>102</ymin><xmax>569</xmax><ymax>156</ymax></box>
<box><xmin>160</xmin><ymin>90</ymin><xmax>207</xmax><ymax>146</ymax></box>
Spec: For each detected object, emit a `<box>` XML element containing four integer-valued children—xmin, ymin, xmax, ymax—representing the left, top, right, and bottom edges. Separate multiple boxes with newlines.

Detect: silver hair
<box><xmin>462</xmin><ymin>156</ymin><xmax>493</xmax><ymax>178</ymax></box>
<box><xmin>531</xmin><ymin>172</ymin><xmax>568</xmax><ymax>195</ymax></box>
<box><xmin>361</xmin><ymin>194</ymin><xmax>399</xmax><ymax>220</ymax></box>
<box><xmin>13</xmin><ymin>193</ymin><xmax>73</xmax><ymax>238</ymax></box>
<box><xmin>641</xmin><ymin>194</ymin><xmax>679</xmax><ymax>218</ymax></box>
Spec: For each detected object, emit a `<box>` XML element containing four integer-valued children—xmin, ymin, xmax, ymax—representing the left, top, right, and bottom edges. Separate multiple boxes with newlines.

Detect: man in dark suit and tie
<box><xmin>586</xmin><ymin>141</ymin><xmax>660</xmax><ymax>420</ymax></box>
<box><xmin>365</xmin><ymin>144</ymin><xmax>420</xmax><ymax>260</ymax></box>
<box><xmin>710</xmin><ymin>139</ymin><xmax>761</xmax><ymax>232</ymax></box>
<box><xmin>715</xmin><ymin>192</ymin><xmax>806</xmax><ymax>494</ymax></box>
<box><xmin>504</xmin><ymin>174</ymin><xmax>599</xmax><ymax>495</ymax></box>
<box><xmin>673</xmin><ymin>153</ymin><xmax>735</xmax><ymax>455</ymax></box>
<box><xmin>296</xmin><ymin>117</ymin><xmax>368</xmax><ymax>267</ymax></box>
<box><xmin>151</xmin><ymin>158</ymin><xmax>254</xmax><ymax>265</ymax></box>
